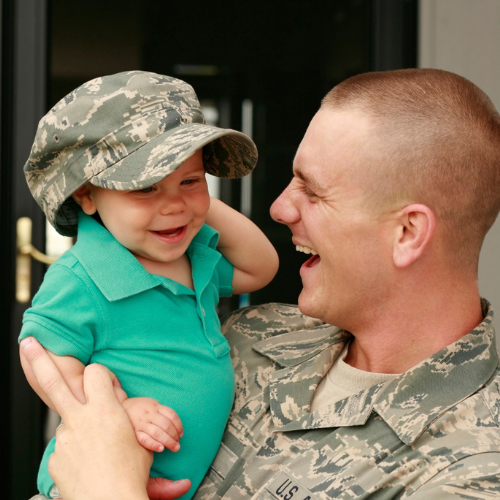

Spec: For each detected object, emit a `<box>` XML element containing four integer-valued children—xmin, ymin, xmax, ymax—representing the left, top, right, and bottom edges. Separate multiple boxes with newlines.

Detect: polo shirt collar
<box><xmin>253</xmin><ymin>299</ymin><xmax>498</xmax><ymax>445</ymax></box>
<box><xmin>71</xmin><ymin>212</ymin><xmax>219</xmax><ymax>301</ymax></box>
<box><xmin>187</xmin><ymin>224</ymin><xmax>224</xmax><ymax>298</ymax></box>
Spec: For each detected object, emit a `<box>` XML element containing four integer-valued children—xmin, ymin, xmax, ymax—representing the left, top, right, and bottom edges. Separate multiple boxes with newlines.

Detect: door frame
<box><xmin>0</xmin><ymin>1</ymin><xmax>417</xmax><ymax>498</ymax></box>
<box><xmin>1</xmin><ymin>0</ymin><xmax>49</xmax><ymax>498</ymax></box>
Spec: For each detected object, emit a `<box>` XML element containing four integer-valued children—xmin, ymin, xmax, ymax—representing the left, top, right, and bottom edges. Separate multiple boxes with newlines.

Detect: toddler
<box><xmin>19</xmin><ymin>71</ymin><xmax>278</xmax><ymax>499</ymax></box>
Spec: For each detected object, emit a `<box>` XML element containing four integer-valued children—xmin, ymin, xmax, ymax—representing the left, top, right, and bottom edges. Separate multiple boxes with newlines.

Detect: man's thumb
<box><xmin>146</xmin><ymin>477</ymin><xmax>191</xmax><ymax>500</ymax></box>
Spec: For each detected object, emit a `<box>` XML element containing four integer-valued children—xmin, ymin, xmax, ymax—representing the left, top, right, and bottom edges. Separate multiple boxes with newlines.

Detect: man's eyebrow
<box><xmin>293</xmin><ymin>166</ymin><xmax>323</xmax><ymax>191</ymax></box>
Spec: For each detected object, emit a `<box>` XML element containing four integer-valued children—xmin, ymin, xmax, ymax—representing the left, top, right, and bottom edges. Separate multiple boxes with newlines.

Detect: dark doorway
<box><xmin>49</xmin><ymin>0</ymin><xmax>378</xmax><ymax>308</ymax></box>
<box><xmin>3</xmin><ymin>1</ymin><xmax>417</xmax><ymax>498</ymax></box>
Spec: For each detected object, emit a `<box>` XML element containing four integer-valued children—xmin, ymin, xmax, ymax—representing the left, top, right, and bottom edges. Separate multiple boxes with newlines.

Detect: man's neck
<box><xmin>343</xmin><ymin>284</ymin><xmax>483</xmax><ymax>374</ymax></box>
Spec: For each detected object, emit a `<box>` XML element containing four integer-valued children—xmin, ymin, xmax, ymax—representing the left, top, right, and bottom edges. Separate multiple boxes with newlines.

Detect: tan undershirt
<box><xmin>311</xmin><ymin>343</ymin><xmax>400</xmax><ymax>412</ymax></box>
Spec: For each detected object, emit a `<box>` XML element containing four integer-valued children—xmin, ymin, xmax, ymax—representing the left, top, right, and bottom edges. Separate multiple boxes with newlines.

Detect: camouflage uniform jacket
<box><xmin>194</xmin><ymin>300</ymin><xmax>500</xmax><ymax>500</ymax></box>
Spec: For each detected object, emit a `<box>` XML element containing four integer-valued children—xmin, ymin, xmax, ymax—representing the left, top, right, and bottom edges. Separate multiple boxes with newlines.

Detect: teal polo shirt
<box><xmin>20</xmin><ymin>212</ymin><xmax>235</xmax><ymax>499</ymax></box>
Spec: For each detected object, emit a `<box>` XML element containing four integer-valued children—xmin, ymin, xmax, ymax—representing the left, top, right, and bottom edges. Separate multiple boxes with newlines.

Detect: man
<box><xmin>23</xmin><ymin>68</ymin><xmax>500</xmax><ymax>499</ymax></box>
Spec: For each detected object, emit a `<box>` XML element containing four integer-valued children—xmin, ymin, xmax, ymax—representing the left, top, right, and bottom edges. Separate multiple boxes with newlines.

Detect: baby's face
<box><xmin>79</xmin><ymin>150</ymin><xmax>210</xmax><ymax>268</ymax></box>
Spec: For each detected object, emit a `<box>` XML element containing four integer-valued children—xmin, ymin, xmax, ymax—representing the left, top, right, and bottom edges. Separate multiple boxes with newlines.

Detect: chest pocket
<box><xmin>207</xmin><ymin>442</ymin><xmax>244</xmax><ymax>496</ymax></box>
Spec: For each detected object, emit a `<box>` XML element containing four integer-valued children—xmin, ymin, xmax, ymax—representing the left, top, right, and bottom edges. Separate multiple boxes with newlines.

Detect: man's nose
<box><xmin>270</xmin><ymin>185</ymin><xmax>299</xmax><ymax>225</ymax></box>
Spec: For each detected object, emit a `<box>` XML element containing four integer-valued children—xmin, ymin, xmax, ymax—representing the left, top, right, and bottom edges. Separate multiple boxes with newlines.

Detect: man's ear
<box><xmin>72</xmin><ymin>184</ymin><xmax>97</xmax><ymax>215</ymax></box>
<box><xmin>393</xmin><ymin>204</ymin><xmax>436</xmax><ymax>268</ymax></box>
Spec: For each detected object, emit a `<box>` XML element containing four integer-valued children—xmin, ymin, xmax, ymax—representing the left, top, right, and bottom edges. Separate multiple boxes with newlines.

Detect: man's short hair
<box><xmin>321</xmin><ymin>68</ymin><xmax>500</xmax><ymax>269</ymax></box>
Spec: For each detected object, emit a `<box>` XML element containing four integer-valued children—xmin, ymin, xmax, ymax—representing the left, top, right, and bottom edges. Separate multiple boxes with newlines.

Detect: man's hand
<box><xmin>20</xmin><ymin>337</ymin><xmax>191</xmax><ymax>500</ymax></box>
<box><xmin>146</xmin><ymin>477</ymin><xmax>192</xmax><ymax>500</ymax></box>
<box><xmin>123</xmin><ymin>397</ymin><xmax>183</xmax><ymax>453</ymax></box>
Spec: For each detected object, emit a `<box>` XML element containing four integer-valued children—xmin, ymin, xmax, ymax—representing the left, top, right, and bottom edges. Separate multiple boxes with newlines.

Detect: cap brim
<box><xmin>89</xmin><ymin>122</ymin><xmax>257</xmax><ymax>190</ymax></box>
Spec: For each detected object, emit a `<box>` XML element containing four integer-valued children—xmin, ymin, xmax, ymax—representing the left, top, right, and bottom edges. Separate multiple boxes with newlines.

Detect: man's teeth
<box><xmin>296</xmin><ymin>245</ymin><xmax>318</xmax><ymax>255</ymax></box>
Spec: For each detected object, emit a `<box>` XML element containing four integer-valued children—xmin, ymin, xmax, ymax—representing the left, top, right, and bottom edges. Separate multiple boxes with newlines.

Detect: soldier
<box><xmin>23</xmin><ymin>68</ymin><xmax>500</xmax><ymax>499</ymax></box>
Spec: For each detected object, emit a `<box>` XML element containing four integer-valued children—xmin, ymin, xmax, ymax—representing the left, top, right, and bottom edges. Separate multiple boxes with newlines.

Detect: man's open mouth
<box><xmin>296</xmin><ymin>245</ymin><xmax>320</xmax><ymax>267</ymax></box>
<box><xmin>296</xmin><ymin>245</ymin><xmax>317</xmax><ymax>255</ymax></box>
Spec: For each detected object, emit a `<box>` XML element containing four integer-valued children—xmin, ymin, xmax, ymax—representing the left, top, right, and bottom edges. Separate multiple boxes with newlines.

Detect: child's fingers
<box><xmin>136</xmin><ymin>430</ymin><xmax>166</xmax><ymax>453</ymax></box>
<box><xmin>145</xmin><ymin>411</ymin><xmax>182</xmax><ymax>443</ymax></box>
<box><xmin>136</xmin><ymin>425</ymin><xmax>181</xmax><ymax>453</ymax></box>
<box><xmin>157</xmin><ymin>405</ymin><xmax>183</xmax><ymax>438</ymax></box>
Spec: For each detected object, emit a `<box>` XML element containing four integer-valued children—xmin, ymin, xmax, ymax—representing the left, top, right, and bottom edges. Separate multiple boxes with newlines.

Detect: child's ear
<box><xmin>72</xmin><ymin>184</ymin><xmax>97</xmax><ymax>215</ymax></box>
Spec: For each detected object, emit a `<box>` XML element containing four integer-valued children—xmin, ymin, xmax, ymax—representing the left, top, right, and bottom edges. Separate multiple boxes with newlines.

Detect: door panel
<box><xmin>3</xmin><ymin>1</ymin><xmax>416</xmax><ymax>498</ymax></box>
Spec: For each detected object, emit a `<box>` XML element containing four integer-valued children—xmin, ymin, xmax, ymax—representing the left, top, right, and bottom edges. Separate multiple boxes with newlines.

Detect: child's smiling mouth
<box><xmin>151</xmin><ymin>225</ymin><xmax>188</xmax><ymax>242</ymax></box>
<box><xmin>153</xmin><ymin>226</ymin><xmax>184</xmax><ymax>236</ymax></box>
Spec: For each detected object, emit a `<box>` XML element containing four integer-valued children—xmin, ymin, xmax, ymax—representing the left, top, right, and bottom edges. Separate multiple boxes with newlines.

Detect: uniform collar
<box><xmin>70</xmin><ymin>212</ymin><xmax>220</xmax><ymax>301</ymax></box>
<box><xmin>253</xmin><ymin>299</ymin><xmax>498</xmax><ymax>445</ymax></box>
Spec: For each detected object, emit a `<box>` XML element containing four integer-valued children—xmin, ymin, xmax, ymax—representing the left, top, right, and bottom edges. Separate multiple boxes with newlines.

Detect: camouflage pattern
<box><xmin>26</xmin><ymin>300</ymin><xmax>500</xmax><ymax>500</ymax></box>
<box><xmin>24</xmin><ymin>71</ymin><xmax>258</xmax><ymax>236</ymax></box>
<box><xmin>192</xmin><ymin>300</ymin><xmax>500</xmax><ymax>499</ymax></box>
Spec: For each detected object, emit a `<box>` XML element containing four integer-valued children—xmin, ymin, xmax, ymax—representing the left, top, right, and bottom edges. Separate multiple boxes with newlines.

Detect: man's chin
<box><xmin>297</xmin><ymin>291</ymin><xmax>321</xmax><ymax>321</ymax></box>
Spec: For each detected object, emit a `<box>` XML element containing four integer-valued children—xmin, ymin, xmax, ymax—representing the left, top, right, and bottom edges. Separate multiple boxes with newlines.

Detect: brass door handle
<box><xmin>16</xmin><ymin>217</ymin><xmax>57</xmax><ymax>303</ymax></box>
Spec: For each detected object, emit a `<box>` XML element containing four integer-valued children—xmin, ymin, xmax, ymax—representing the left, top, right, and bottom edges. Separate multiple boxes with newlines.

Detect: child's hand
<box><xmin>122</xmin><ymin>397</ymin><xmax>183</xmax><ymax>453</ymax></box>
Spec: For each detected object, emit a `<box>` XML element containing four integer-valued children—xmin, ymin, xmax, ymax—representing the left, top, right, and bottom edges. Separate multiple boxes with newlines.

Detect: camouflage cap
<box><xmin>24</xmin><ymin>70</ymin><xmax>258</xmax><ymax>236</ymax></box>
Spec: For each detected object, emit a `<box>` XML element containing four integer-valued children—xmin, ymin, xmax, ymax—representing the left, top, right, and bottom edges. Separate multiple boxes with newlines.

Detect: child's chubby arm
<box><xmin>19</xmin><ymin>347</ymin><xmax>183</xmax><ymax>453</ymax></box>
<box><xmin>19</xmin><ymin>347</ymin><xmax>87</xmax><ymax>409</ymax></box>
<box><xmin>205</xmin><ymin>197</ymin><xmax>279</xmax><ymax>295</ymax></box>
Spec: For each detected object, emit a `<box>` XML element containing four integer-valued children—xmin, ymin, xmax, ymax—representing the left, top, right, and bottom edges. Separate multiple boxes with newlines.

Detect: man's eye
<box><xmin>137</xmin><ymin>186</ymin><xmax>155</xmax><ymax>194</ymax></box>
<box><xmin>303</xmin><ymin>186</ymin><xmax>316</xmax><ymax>198</ymax></box>
<box><xmin>181</xmin><ymin>178</ymin><xmax>197</xmax><ymax>185</ymax></box>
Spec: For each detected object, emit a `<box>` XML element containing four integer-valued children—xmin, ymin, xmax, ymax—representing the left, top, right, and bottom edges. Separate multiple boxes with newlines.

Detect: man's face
<box><xmin>270</xmin><ymin>108</ymin><xmax>394</xmax><ymax>330</ymax></box>
<box><xmin>83</xmin><ymin>149</ymin><xmax>210</xmax><ymax>271</ymax></box>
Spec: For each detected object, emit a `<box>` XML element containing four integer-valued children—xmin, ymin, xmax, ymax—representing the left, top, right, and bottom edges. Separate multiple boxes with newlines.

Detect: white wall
<box><xmin>419</xmin><ymin>0</ymin><xmax>500</xmax><ymax>341</ymax></box>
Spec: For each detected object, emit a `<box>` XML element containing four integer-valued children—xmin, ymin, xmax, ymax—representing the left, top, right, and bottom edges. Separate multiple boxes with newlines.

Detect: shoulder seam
<box><xmin>48</xmin><ymin>259</ymin><xmax>108</xmax><ymax>344</ymax></box>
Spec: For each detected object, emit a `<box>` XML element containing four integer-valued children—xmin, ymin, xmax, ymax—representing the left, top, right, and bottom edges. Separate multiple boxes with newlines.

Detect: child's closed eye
<box><xmin>180</xmin><ymin>178</ymin><xmax>201</xmax><ymax>186</ymax></box>
<box><xmin>136</xmin><ymin>186</ymin><xmax>156</xmax><ymax>194</ymax></box>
